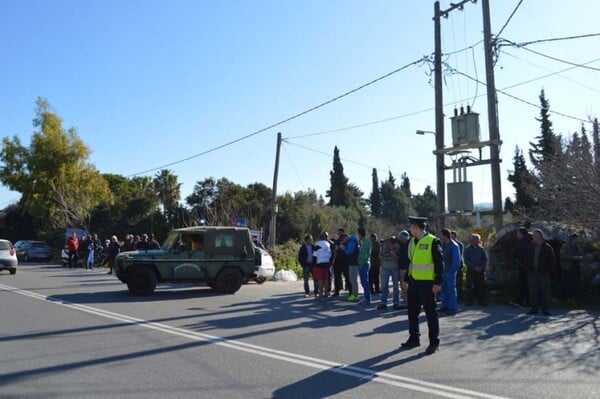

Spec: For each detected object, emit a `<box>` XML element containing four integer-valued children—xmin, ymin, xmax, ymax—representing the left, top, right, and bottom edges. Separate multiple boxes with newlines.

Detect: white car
<box><xmin>0</xmin><ymin>239</ymin><xmax>18</xmax><ymax>275</ymax></box>
<box><xmin>254</xmin><ymin>247</ymin><xmax>275</xmax><ymax>283</ymax></box>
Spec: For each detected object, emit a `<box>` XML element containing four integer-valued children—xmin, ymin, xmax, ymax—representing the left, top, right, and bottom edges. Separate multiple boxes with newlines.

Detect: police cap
<box><xmin>408</xmin><ymin>216</ymin><xmax>427</xmax><ymax>228</ymax></box>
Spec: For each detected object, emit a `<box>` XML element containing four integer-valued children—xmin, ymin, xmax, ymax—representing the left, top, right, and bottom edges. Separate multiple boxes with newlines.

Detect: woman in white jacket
<box><xmin>313</xmin><ymin>233</ymin><xmax>332</xmax><ymax>298</ymax></box>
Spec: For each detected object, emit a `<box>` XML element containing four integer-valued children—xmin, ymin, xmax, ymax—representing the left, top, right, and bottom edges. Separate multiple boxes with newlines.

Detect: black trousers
<box><xmin>407</xmin><ymin>279</ymin><xmax>439</xmax><ymax>344</ymax></box>
<box><xmin>333</xmin><ymin>262</ymin><xmax>350</xmax><ymax>294</ymax></box>
<box><xmin>369</xmin><ymin>265</ymin><xmax>380</xmax><ymax>293</ymax></box>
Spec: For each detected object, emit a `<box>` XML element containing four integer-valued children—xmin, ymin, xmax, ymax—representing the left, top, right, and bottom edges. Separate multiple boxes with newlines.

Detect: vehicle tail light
<box><xmin>9</xmin><ymin>242</ymin><xmax>15</xmax><ymax>256</ymax></box>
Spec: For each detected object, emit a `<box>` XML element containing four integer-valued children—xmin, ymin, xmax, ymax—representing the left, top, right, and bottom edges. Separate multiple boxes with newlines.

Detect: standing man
<box><xmin>369</xmin><ymin>233</ymin><xmax>381</xmax><ymax>295</ymax></box>
<box><xmin>464</xmin><ymin>234</ymin><xmax>488</xmax><ymax>306</ymax></box>
<box><xmin>401</xmin><ymin>216</ymin><xmax>444</xmax><ymax>355</ymax></box>
<box><xmin>356</xmin><ymin>228</ymin><xmax>372</xmax><ymax>305</ymax></box>
<box><xmin>344</xmin><ymin>233</ymin><xmax>360</xmax><ymax>302</ymax></box>
<box><xmin>450</xmin><ymin>231</ymin><xmax>465</xmax><ymax>302</ymax></box>
<box><xmin>559</xmin><ymin>233</ymin><xmax>583</xmax><ymax>303</ymax></box>
<box><xmin>297</xmin><ymin>235</ymin><xmax>316</xmax><ymax>298</ymax></box>
<box><xmin>439</xmin><ymin>229</ymin><xmax>461</xmax><ymax>315</ymax></box>
<box><xmin>66</xmin><ymin>231</ymin><xmax>79</xmax><ymax>269</ymax></box>
<box><xmin>511</xmin><ymin>227</ymin><xmax>531</xmax><ymax>307</ymax></box>
<box><xmin>331</xmin><ymin>229</ymin><xmax>349</xmax><ymax>296</ymax></box>
<box><xmin>106</xmin><ymin>235</ymin><xmax>121</xmax><ymax>275</ymax></box>
<box><xmin>524</xmin><ymin>229</ymin><xmax>556</xmax><ymax>315</ymax></box>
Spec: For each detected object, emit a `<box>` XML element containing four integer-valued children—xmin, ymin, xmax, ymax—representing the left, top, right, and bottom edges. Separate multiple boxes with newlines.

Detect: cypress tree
<box><xmin>368</xmin><ymin>168</ymin><xmax>382</xmax><ymax>216</ymax></box>
<box><xmin>327</xmin><ymin>146</ymin><xmax>349</xmax><ymax>207</ymax></box>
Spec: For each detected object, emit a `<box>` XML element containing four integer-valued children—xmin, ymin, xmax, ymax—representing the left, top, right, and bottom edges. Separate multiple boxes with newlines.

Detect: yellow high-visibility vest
<box><xmin>408</xmin><ymin>234</ymin><xmax>435</xmax><ymax>281</ymax></box>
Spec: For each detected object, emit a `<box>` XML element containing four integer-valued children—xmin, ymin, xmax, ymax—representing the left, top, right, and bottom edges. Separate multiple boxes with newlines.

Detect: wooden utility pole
<box><xmin>482</xmin><ymin>0</ymin><xmax>503</xmax><ymax>231</ymax></box>
<box><xmin>269</xmin><ymin>132</ymin><xmax>282</xmax><ymax>248</ymax></box>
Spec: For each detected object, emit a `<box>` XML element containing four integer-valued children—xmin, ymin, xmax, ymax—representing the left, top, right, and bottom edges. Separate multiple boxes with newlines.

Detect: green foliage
<box><xmin>368</xmin><ymin>168</ymin><xmax>382</xmax><ymax>216</ymax></box>
<box><xmin>380</xmin><ymin>170</ymin><xmax>414</xmax><ymax>225</ymax></box>
<box><xmin>270</xmin><ymin>239</ymin><xmax>302</xmax><ymax>276</ymax></box>
<box><xmin>529</xmin><ymin>89</ymin><xmax>562</xmax><ymax>167</ymax></box>
<box><xmin>0</xmin><ymin>97</ymin><xmax>113</xmax><ymax>231</ymax></box>
<box><xmin>327</xmin><ymin>146</ymin><xmax>348</xmax><ymax>206</ymax></box>
<box><xmin>413</xmin><ymin>185</ymin><xmax>436</xmax><ymax>219</ymax></box>
<box><xmin>507</xmin><ymin>146</ymin><xmax>538</xmax><ymax>214</ymax></box>
<box><xmin>153</xmin><ymin>169</ymin><xmax>182</xmax><ymax>227</ymax></box>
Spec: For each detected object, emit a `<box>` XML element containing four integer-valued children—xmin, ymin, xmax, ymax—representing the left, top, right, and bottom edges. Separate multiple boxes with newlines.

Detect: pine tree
<box><xmin>529</xmin><ymin>89</ymin><xmax>562</xmax><ymax>167</ymax></box>
<box><xmin>368</xmin><ymin>168</ymin><xmax>382</xmax><ymax>216</ymax></box>
<box><xmin>507</xmin><ymin>146</ymin><xmax>538</xmax><ymax>213</ymax></box>
<box><xmin>400</xmin><ymin>172</ymin><xmax>412</xmax><ymax>198</ymax></box>
<box><xmin>327</xmin><ymin>146</ymin><xmax>349</xmax><ymax>207</ymax></box>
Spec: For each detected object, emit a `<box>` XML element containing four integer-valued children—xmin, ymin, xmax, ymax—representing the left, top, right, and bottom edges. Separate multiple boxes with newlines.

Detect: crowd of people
<box><xmin>297</xmin><ymin>216</ymin><xmax>584</xmax><ymax>355</ymax></box>
<box><xmin>64</xmin><ymin>231</ymin><xmax>161</xmax><ymax>274</ymax></box>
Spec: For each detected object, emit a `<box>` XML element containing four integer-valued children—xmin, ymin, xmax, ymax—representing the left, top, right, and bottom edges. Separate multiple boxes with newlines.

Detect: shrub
<box><xmin>270</xmin><ymin>239</ymin><xmax>302</xmax><ymax>277</ymax></box>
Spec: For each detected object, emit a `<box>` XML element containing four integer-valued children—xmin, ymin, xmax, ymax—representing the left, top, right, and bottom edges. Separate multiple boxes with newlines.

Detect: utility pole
<box><xmin>482</xmin><ymin>0</ymin><xmax>503</xmax><ymax>231</ymax></box>
<box><xmin>434</xmin><ymin>1</ymin><xmax>445</xmax><ymax>233</ymax></box>
<box><xmin>269</xmin><ymin>132</ymin><xmax>282</xmax><ymax>248</ymax></box>
<box><xmin>433</xmin><ymin>0</ymin><xmax>472</xmax><ymax>232</ymax></box>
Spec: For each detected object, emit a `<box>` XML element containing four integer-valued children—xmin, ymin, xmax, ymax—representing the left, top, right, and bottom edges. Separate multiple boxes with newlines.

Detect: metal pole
<box><xmin>269</xmin><ymin>132</ymin><xmax>282</xmax><ymax>248</ymax></box>
<box><xmin>482</xmin><ymin>0</ymin><xmax>503</xmax><ymax>231</ymax></box>
<box><xmin>434</xmin><ymin>1</ymin><xmax>445</xmax><ymax>233</ymax></box>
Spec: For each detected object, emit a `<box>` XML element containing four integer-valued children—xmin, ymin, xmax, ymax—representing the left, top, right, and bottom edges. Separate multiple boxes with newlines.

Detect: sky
<box><xmin>1</xmin><ymin>0</ymin><xmax>599</xmax><ymax>213</ymax></box>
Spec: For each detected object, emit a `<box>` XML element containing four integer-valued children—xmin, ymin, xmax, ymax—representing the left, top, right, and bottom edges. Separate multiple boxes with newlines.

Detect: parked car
<box><xmin>0</xmin><ymin>239</ymin><xmax>18</xmax><ymax>274</ymax></box>
<box><xmin>115</xmin><ymin>226</ymin><xmax>265</xmax><ymax>295</ymax></box>
<box><xmin>253</xmin><ymin>246</ymin><xmax>275</xmax><ymax>283</ymax></box>
<box><xmin>15</xmin><ymin>241</ymin><xmax>53</xmax><ymax>262</ymax></box>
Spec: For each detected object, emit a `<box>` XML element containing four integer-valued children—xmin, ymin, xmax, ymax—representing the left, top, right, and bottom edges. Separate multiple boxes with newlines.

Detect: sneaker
<box><xmin>401</xmin><ymin>339</ymin><xmax>420</xmax><ymax>349</ymax></box>
<box><xmin>358</xmin><ymin>299</ymin><xmax>371</xmax><ymax>305</ymax></box>
<box><xmin>377</xmin><ymin>304</ymin><xmax>387</xmax><ymax>310</ymax></box>
<box><xmin>392</xmin><ymin>303</ymin><xmax>406</xmax><ymax>310</ymax></box>
<box><xmin>304</xmin><ymin>293</ymin><xmax>310</xmax><ymax>298</ymax></box>
<box><xmin>347</xmin><ymin>294</ymin><xmax>359</xmax><ymax>302</ymax></box>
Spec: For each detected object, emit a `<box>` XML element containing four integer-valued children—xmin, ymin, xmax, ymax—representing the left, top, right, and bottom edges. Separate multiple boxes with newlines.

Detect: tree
<box><xmin>368</xmin><ymin>168</ymin><xmax>382</xmax><ymax>216</ymax></box>
<box><xmin>380</xmin><ymin>171</ymin><xmax>413</xmax><ymax>225</ymax></box>
<box><xmin>507</xmin><ymin>146</ymin><xmax>538</xmax><ymax>215</ymax></box>
<box><xmin>0</xmin><ymin>97</ymin><xmax>112</xmax><ymax>231</ymax></box>
<box><xmin>522</xmin><ymin>130</ymin><xmax>599</xmax><ymax>230</ymax></box>
<box><xmin>90</xmin><ymin>174</ymin><xmax>159</xmax><ymax>238</ymax></box>
<box><xmin>153</xmin><ymin>169</ymin><xmax>181</xmax><ymax>226</ymax></box>
<box><xmin>413</xmin><ymin>185</ymin><xmax>437</xmax><ymax>221</ymax></box>
<box><xmin>327</xmin><ymin>146</ymin><xmax>349</xmax><ymax>207</ymax></box>
<box><xmin>529</xmin><ymin>89</ymin><xmax>562</xmax><ymax>167</ymax></box>
<box><xmin>186</xmin><ymin>177</ymin><xmax>218</xmax><ymax>222</ymax></box>
<box><xmin>400</xmin><ymin>172</ymin><xmax>412</xmax><ymax>198</ymax></box>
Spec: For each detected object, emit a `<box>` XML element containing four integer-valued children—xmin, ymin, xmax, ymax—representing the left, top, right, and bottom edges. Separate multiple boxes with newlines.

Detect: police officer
<box><xmin>401</xmin><ymin>216</ymin><xmax>444</xmax><ymax>354</ymax></box>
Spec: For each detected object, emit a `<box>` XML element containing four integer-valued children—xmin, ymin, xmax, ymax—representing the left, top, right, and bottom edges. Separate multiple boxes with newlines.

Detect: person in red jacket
<box><xmin>66</xmin><ymin>231</ymin><xmax>79</xmax><ymax>268</ymax></box>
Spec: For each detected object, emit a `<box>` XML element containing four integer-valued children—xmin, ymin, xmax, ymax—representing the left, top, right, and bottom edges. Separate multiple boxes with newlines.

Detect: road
<box><xmin>1</xmin><ymin>263</ymin><xmax>598</xmax><ymax>398</ymax></box>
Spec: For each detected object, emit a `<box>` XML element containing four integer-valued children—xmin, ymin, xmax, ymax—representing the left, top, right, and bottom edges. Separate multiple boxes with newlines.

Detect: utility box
<box><xmin>447</xmin><ymin>182</ymin><xmax>474</xmax><ymax>212</ymax></box>
<box><xmin>450</xmin><ymin>106</ymin><xmax>480</xmax><ymax>146</ymax></box>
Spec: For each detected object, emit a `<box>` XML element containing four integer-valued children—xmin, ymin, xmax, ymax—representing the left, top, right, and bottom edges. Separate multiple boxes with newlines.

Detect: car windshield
<box><xmin>162</xmin><ymin>232</ymin><xmax>179</xmax><ymax>250</ymax></box>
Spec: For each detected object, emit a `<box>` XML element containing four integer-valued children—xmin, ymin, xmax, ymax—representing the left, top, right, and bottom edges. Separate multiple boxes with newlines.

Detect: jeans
<box><xmin>440</xmin><ymin>271</ymin><xmax>457</xmax><ymax>310</ymax></box>
<box><xmin>359</xmin><ymin>263</ymin><xmax>371</xmax><ymax>302</ymax></box>
<box><xmin>303</xmin><ymin>265</ymin><xmax>317</xmax><ymax>295</ymax></box>
<box><xmin>348</xmin><ymin>265</ymin><xmax>359</xmax><ymax>296</ymax></box>
<box><xmin>380</xmin><ymin>267</ymin><xmax>399</xmax><ymax>305</ymax></box>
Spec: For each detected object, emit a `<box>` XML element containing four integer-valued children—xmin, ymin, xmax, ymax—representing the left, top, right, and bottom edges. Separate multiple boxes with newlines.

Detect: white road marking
<box><xmin>0</xmin><ymin>283</ymin><xmax>510</xmax><ymax>399</ymax></box>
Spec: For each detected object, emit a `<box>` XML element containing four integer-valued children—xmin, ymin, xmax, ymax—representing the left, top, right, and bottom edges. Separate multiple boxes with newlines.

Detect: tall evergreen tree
<box><xmin>529</xmin><ymin>89</ymin><xmax>562</xmax><ymax>167</ymax></box>
<box><xmin>368</xmin><ymin>168</ymin><xmax>382</xmax><ymax>216</ymax></box>
<box><xmin>413</xmin><ymin>185</ymin><xmax>437</xmax><ymax>220</ymax></box>
<box><xmin>327</xmin><ymin>146</ymin><xmax>349</xmax><ymax>207</ymax></box>
<box><xmin>593</xmin><ymin>118</ymin><xmax>600</xmax><ymax>169</ymax></box>
<box><xmin>507</xmin><ymin>146</ymin><xmax>538</xmax><ymax>213</ymax></box>
<box><xmin>400</xmin><ymin>172</ymin><xmax>412</xmax><ymax>198</ymax></box>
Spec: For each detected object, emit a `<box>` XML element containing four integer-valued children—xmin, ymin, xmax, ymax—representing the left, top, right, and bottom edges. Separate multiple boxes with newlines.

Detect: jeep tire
<box><xmin>127</xmin><ymin>267</ymin><xmax>157</xmax><ymax>295</ymax></box>
<box><xmin>216</xmin><ymin>267</ymin><xmax>243</xmax><ymax>293</ymax></box>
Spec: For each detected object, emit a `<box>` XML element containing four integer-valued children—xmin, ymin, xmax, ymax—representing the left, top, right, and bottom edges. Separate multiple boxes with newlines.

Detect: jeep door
<box><xmin>168</xmin><ymin>232</ymin><xmax>206</xmax><ymax>280</ymax></box>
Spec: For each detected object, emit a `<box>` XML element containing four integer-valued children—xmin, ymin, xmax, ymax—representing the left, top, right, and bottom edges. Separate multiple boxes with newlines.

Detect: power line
<box><xmin>446</xmin><ymin>64</ymin><xmax>591</xmax><ymax>123</ymax></box>
<box><xmin>500</xmin><ymin>50</ymin><xmax>600</xmax><ymax>94</ymax></box>
<box><xmin>496</xmin><ymin>0</ymin><xmax>524</xmax><ymax>39</ymax></box>
<box><xmin>514</xmin><ymin>45</ymin><xmax>600</xmax><ymax>72</ymax></box>
<box><xmin>506</xmin><ymin>32</ymin><xmax>600</xmax><ymax>47</ymax></box>
<box><xmin>283</xmin><ymin>140</ymin><xmax>435</xmax><ymax>186</ymax></box>
<box><xmin>126</xmin><ymin>57</ymin><xmax>427</xmax><ymax>177</ymax></box>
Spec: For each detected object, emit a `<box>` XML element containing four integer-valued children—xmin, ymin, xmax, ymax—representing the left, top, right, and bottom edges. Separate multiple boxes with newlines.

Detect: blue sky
<box><xmin>1</xmin><ymin>0</ymin><xmax>599</xmax><ymax>211</ymax></box>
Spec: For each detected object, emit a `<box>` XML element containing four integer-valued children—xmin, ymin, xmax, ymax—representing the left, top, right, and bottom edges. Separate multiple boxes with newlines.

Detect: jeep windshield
<box><xmin>162</xmin><ymin>231</ymin><xmax>180</xmax><ymax>250</ymax></box>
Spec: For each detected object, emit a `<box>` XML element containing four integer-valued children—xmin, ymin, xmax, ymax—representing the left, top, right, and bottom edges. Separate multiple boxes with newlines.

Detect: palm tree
<box><xmin>153</xmin><ymin>169</ymin><xmax>181</xmax><ymax>226</ymax></box>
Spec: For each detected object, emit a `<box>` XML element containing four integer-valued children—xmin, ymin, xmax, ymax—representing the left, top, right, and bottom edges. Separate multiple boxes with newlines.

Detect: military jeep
<box><xmin>115</xmin><ymin>226</ymin><xmax>259</xmax><ymax>295</ymax></box>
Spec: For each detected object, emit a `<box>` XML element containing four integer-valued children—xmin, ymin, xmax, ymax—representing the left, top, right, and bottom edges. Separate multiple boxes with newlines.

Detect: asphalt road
<box><xmin>1</xmin><ymin>263</ymin><xmax>598</xmax><ymax>399</ymax></box>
